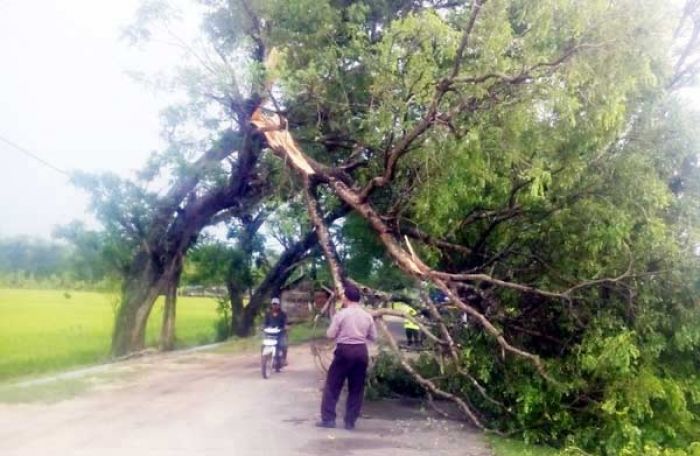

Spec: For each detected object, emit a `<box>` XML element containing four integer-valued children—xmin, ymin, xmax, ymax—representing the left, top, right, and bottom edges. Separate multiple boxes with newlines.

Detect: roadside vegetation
<box><xmin>0</xmin><ymin>288</ymin><xmax>218</xmax><ymax>382</ymax></box>
<box><xmin>489</xmin><ymin>436</ymin><xmax>562</xmax><ymax>456</ymax></box>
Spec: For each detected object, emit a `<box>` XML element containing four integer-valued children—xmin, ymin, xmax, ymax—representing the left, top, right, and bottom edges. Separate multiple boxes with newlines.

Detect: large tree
<box><xmin>75</xmin><ymin>123</ymin><xmax>267</xmax><ymax>354</ymax></box>
<box><xmin>75</xmin><ymin>0</ymin><xmax>699</xmax><ymax>452</ymax></box>
<box><xmin>240</xmin><ymin>0</ymin><xmax>700</xmax><ymax>453</ymax></box>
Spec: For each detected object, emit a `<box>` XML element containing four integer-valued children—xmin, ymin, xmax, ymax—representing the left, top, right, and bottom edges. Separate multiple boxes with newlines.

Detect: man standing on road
<box><xmin>317</xmin><ymin>282</ymin><xmax>377</xmax><ymax>430</ymax></box>
<box><xmin>393</xmin><ymin>302</ymin><xmax>421</xmax><ymax>346</ymax></box>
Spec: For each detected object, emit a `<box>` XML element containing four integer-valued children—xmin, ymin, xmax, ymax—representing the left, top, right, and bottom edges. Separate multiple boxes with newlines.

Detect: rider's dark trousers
<box><xmin>320</xmin><ymin>343</ymin><xmax>368</xmax><ymax>425</ymax></box>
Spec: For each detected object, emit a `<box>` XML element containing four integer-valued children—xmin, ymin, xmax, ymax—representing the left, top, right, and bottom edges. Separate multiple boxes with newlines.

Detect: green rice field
<box><xmin>0</xmin><ymin>288</ymin><xmax>219</xmax><ymax>382</ymax></box>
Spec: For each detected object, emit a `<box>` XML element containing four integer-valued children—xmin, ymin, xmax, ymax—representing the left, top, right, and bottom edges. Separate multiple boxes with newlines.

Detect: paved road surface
<box><xmin>0</xmin><ymin>341</ymin><xmax>491</xmax><ymax>456</ymax></box>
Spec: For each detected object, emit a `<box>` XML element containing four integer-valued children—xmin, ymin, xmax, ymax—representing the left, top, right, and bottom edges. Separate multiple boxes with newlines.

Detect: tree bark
<box><xmin>112</xmin><ymin>249</ymin><xmax>169</xmax><ymax>356</ymax></box>
<box><xmin>228</xmin><ymin>280</ymin><xmax>247</xmax><ymax>337</ymax></box>
<box><xmin>160</xmin><ymin>254</ymin><xmax>183</xmax><ymax>351</ymax></box>
<box><xmin>160</xmin><ymin>282</ymin><xmax>177</xmax><ymax>351</ymax></box>
<box><xmin>304</xmin><ymin>180</ymin><xmax>345</xmax><ymax>296</ymax></box>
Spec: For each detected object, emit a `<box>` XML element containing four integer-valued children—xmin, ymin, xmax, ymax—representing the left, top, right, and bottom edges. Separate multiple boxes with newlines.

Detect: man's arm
<box><xmin>326</xmin><ymin>312</ymin><xmax>342</xmax><ymax>339</ymax></box>
<box><xmin>367</xmin><ymin>316</ymin><xmax>377</xmax><ymax>342</ymax></box>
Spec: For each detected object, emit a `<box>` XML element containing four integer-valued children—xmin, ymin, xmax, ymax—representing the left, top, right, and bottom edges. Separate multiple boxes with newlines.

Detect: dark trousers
<box><xmin>405</xmin><ymin>328</ymin><xmax>420</xmax><ymax>345</ymax></box>
<box><xmin>320</xmin><ymin>343</ymin><xmax>368</xmax><ymax>425</ymax></box>
<box><xmin>278</xmin><ymin>332</ymin><xmax>288</xmax><ymax>362</ymax></box>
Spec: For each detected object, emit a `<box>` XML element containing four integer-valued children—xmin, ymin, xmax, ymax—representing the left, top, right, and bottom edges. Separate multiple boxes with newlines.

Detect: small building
<box><xmin>179</xmin><ymin>285</ymin><xmax>226</xmax><ymax>298</ymax></box>
<box><xmin>280</xmin><ymin>278</ymin><xmax>332</xmax><ymax>322</ymax></box>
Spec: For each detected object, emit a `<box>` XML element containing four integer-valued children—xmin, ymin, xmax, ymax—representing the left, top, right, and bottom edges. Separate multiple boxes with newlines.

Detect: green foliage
<box><xmin>64</xmin><ymin>1</ymin><xmax>699</xmax><ymax>454</ymax></box>
<box><xmin>341</xmin><ymin>213</ymin><xmax>411</xmax><ymax>289</ymax></box>
<box><xmin>53</xmin><ymin>221</ymin><xmax>128</xmax><ymax>282</ymax></box>
<box><xmin>199</xmin><ymin>1</ymin><xmax>700</xmax><ymax>452</ymax></box>
<box><xmin>185</xmin><ymin>241</ymin><xmax>253</xmax><ymax>289</ymax></box>
<box><xmin>366</xmin><ymin>350</ymin><xmax>429</xmax><ymax>400</ymax></box>
<box><xmin>489</xmin><ymin>435</ymin><xmax>563</xmax><ymax>456</ymax></box>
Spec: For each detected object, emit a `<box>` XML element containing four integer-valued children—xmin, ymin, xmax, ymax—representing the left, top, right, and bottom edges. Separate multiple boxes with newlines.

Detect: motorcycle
<box><xmin>261</xmin><ymin>327</ymin><xmax>284</xmax><ymax>379</ymax></box>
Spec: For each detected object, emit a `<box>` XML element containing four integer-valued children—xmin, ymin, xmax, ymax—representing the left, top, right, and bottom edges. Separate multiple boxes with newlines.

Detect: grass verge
<box><xmin>489</xmin><ymin>435</ymin><xmax>563</xmax><ymax>456</ymax></box>
<box><xmin>0</xmin><ymin>288</ymin><xmax>219</xmax><ymax>381</ymax></box>
<box><xmin>0</xmin><ymin>367</ymin><xmax>142</xmax><ymax>404</ymax></box>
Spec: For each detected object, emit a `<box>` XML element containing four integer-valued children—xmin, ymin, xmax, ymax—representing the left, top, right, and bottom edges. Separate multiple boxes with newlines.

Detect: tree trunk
<box><xmin>112</xmin><ymin>249</ymin><xmax>170</xmax><ymax>356</ymax></box>
<box><xmin>160</xmin><ymin>281</ymin><xmax>177</xmax><ymax>351</ymax></box>
<box><xmin>113</xmin><ymin>242</ymin><xmax>189</xmax><ymax>356</ymax></box>
<box><xmin>108</xmin><ymin>72</ymin><xmax>265</xmax><ymax>357</ymax></box>
<box><xmin>228</xmin><ymin>281</ymin><xmax>247</xmax><ymax>337</ymax></box>
<box><xmin>160</xmin><ymin>254</ymin><xmax>183</xmax><ymax>351</ymax></box>
<box><xmin>231</xmin><ymin>204</ymin><xmax>350</xmax><ymax>337</ymax></box>
<box><xmin>231</xmin><ymin>231</ymin><xmax>319</xmax><ymax>338</ymax></box>
<box><xmin>232</xmin><ymin>306</ymin><xmax>258</xmax><ymax>337</ymax></box>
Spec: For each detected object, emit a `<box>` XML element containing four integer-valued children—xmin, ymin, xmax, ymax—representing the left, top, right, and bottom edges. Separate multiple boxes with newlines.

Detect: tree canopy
<box><xmin>71</xmin><ymin>0</ymin><xmax>700</xmax><ymax>453</ymax></box>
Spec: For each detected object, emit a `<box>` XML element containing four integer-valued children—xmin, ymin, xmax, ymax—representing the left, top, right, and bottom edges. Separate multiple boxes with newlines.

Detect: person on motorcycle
<box><xmin>263</xmin><ymin>297</ymin><xmax>288</xmax><ymax>365</ymax></box>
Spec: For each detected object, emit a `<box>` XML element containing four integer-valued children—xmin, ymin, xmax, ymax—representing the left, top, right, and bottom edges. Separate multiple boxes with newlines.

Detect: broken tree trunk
<box><xmin>303</xmin><ymin>179</ymin><xmax>345</xmax><ymax>298</ymax></box>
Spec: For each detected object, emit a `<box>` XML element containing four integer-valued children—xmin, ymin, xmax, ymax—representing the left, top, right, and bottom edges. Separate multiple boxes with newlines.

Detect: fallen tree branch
<box><xmin>252</xmin><ymin>110</ymin><xmax>560</xmax><ymax>384</ymax></box>
<box><xmin>303</xmin><ymin>179</ymin><xmax>345</xmax><ymax>297</ymax></box>
<box><xmin>376</xmin><ymin>317</ymin><xmax>488</xmax><ymax>430</ymax></box>
<box><xmin>415</xmin><ymin>285</ymin><xmax>509</xmax><ymax>410</ymax></box>
<box><xmin>371</xmin><ymin>308</ymin><xmax>447</xmax><ymax>346</ymax></box>
<box><xmin>426</xmin><ymin>393</ymin><xmax>459</xmax><ymax>420</ymax></box>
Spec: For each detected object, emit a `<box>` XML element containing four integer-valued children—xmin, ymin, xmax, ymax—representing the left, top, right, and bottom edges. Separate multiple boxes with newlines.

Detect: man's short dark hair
<box><xmin>343</xmin><ymin>281</ymin><xmax>361</xmax><ymax>302</ymax></box>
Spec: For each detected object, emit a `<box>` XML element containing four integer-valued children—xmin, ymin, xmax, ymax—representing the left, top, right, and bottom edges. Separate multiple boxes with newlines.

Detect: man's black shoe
<box><xmin>315</xmin><ymin>421</ymin><xmax>336</xmax><ymax>429</ymax></box>
<box><xmin>344</xmin><ymin>422</ymin><xmax>355</xmax><ymax>430</ymax></box>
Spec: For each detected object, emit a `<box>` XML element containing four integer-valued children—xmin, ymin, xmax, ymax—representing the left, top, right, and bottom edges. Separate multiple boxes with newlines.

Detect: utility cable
<box><xmin>0</xmin><ymin>135</ymin><xmax>70</xmax><ymax>176</ymax></box>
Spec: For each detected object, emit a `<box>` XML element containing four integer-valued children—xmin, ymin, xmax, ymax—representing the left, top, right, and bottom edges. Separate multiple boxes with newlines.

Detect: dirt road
<box><xmin>0</xmin><ymin>343</ymin><xmax>491</xmax><ymax>456</ymax></box>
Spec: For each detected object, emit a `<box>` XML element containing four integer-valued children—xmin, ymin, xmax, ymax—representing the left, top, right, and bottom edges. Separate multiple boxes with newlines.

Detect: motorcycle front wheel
<box><xmin>261</xmin><ymin>352</ymin><xmax>272</xmax><ymax>379</ymax></box>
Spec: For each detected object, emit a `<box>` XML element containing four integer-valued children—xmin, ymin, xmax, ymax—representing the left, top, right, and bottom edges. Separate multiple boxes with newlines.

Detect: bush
<box><xmin>213</xmin><ymin>297</ymin><xmax>231</xmax><ymax>342</ymax></box>
<box><xmin>366</xmin><ymin>350</ymin><xmax>434</xmax><ymax>400</ymax></box>
<box><xmin>369</xmin><ymin>304</ymin><xmax>700</xmax><ymax>455</ymax></box>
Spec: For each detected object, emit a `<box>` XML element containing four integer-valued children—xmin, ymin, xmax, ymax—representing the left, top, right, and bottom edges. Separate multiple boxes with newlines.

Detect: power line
<box><xmin>0</xmin><ymin>135</ymin><xmax>69</xmax><ymax>176</ymax></box>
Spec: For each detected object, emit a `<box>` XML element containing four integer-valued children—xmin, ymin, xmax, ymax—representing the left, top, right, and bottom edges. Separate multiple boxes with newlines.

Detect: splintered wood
<box><xmin>251</xmin><ymin>108</ymin><xmax>316</xmax><ymax>176</ymax></box>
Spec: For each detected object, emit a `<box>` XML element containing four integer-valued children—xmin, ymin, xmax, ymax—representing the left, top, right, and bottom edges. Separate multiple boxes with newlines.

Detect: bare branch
<box><xmin>669</xmin><ymin>0</ymin><xmax>700</xmax><ymax>89</ymax></box>
<box><xmin>372</xmin><ymin>308</ymin><xmax>447</xmax><ymax>345</ymax></box>
<box><xmin>303</xmin><ymin>180</ymin><xmax>345</xmax><ymax>298</ymax></box>
<box><xmin>358</xmin><ymin>1</ymin><xmax>490</xmax><ymax>201</ymax></box>
<box><xmin>395</xmin><ymin>222</ymin><xmax>473</xmax><ymax>256</ymax></box>
<box><xmin>415</xmin><ymin>285</ymin><xmax>509</xmax><ymax>410</ymax></box>
<box><xmin>450</xmin><ymin>0</ymin><xmax>487</xmax><ymax>80</ymax></box>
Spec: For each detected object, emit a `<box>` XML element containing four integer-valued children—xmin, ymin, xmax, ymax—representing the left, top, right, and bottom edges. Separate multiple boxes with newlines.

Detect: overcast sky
<box><xmin>1</xmin><ymin>1</ymin><xmax>698</xmax><ymax>241</ymax></box>
<box><xmin>0</xmin><ymin>0</ymin><xmax>191</xmax><ymax>239</ymax></box>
